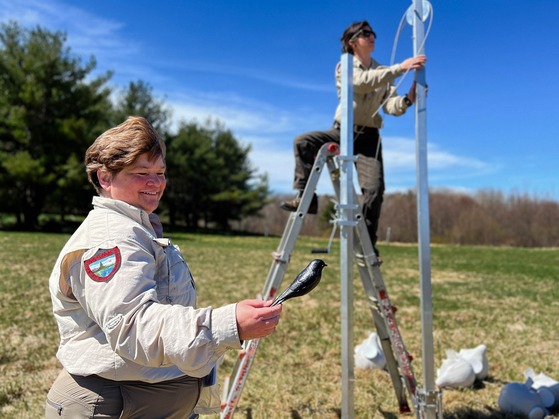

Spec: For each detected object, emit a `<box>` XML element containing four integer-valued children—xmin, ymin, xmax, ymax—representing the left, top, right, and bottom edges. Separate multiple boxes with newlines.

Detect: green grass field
<box><xmin>1</xmin><ymin>231</ymin><xmax>558</xmax><ymax>418</ymax></box>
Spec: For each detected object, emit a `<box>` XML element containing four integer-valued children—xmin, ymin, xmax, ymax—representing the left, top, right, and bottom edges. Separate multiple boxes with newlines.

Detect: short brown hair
<box><xmin>85</xmin><ymin>116</ymin><xmax>166</xmax><ymax>194</ymax></box>
<box><xmin>340</xmin><ymin>21</ymin><xmax>375</xmax><ymax>54</ymax></box>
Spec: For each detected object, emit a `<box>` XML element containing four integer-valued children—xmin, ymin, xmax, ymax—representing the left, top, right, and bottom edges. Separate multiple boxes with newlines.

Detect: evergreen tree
<box><xmin>0</xmin><ymin>22</ymin><xmax>112</xmax><ymax>228</ymax></box>
<box><xmin>112</xmin><ymin>80</ymin><xmax>171</xmax><ymax>135</ymax></box>
<box><xmin>165</xmin><ymin>119</ymin><xmax>268</xmax><ymax>230</ymax></box>
<box><xmin>165</xmin><ymin>121</ymin><xmax>215</xmax><ymax>228</ymax></box>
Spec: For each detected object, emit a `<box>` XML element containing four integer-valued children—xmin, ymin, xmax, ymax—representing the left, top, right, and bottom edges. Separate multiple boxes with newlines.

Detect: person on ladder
<box><xmin>280</xmin><ymin>20</ymin><xmax>426</xmax><ymax>260</ymax></box>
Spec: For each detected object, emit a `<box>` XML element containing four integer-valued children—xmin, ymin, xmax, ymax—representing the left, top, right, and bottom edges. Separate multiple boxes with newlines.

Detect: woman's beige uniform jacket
<box><xmin>49</xmin><ymin>196</ymin><xmax>241</xmax><ymax>383</ymax></box>
<box><xmin>334</xmin><ymin>56</ymin><xmax>410</xmax><ymax>128</ymax></box>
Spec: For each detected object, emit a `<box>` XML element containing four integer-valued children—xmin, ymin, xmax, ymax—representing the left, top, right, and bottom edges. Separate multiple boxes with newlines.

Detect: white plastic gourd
<box><xmin>354</xmin><ymin>332</ymin><xmax>386</xmax><ymax>370</ymax></box>
<box><xmin>436</xmin><ymin>344</ymin><xmax>489</xmax><ymax>388</ymax></box>
<box><xmin>497</xmin><ymin>369</ymin><xmax>559</xmax><ymax>418</ymax></box>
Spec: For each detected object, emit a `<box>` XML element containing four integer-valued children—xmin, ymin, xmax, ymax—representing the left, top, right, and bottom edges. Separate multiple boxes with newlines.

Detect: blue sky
<box><xmin>2</xmin><ymin>0</ymin><xmax>559</xmax><ymax>200</ymax></box>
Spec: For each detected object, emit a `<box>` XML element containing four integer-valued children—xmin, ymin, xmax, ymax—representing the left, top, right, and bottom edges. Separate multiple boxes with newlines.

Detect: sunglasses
<box><xmin>351</xmin><ymin>29</ymin><xmax>376</xmax><ymax>41</ymax></box>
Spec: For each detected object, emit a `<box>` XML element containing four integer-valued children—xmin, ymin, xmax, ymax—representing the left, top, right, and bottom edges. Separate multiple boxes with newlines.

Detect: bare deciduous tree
<box><xmin>242</xmin><ymin>189</ymin><xmax>559</xmax><ymax>248</ymax></box>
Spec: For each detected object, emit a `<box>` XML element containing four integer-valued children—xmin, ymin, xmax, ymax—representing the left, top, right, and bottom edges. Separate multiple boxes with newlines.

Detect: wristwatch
<box><xmin>403</xmin><ymin>95</ymin><xmax>412</xmax><ymax>107</ymax></box>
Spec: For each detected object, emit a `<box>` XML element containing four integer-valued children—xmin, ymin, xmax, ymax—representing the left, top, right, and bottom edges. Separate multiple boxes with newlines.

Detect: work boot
<box><xmin>280</xmin><ymin>192</ymin><xmax>318</xmax><ymax>214</ymax></box>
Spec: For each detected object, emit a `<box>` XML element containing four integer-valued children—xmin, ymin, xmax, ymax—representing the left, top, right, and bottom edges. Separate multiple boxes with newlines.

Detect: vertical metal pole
<box><xmin>339</xmin><ymin>52</ymin><xmax>355</xmax><ymax>419</ymax></box>
<box><xmin>412</xmin><ymin>1</ymin><xmax>438</xmax><ymax>417</ymax></box>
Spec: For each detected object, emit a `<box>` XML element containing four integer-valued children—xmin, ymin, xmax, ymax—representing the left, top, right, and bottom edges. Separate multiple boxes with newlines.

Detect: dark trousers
<box><xmin>293</xmin><ymin>124</ymin><xmax>384</xmax><ymax>255</ymax></box>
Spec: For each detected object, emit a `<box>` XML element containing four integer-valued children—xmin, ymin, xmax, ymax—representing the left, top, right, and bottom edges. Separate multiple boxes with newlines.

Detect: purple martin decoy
<box><xmin>271</xmin><ymin>259</ymin><xmax>327</xmax><ymax>306</ymax></box>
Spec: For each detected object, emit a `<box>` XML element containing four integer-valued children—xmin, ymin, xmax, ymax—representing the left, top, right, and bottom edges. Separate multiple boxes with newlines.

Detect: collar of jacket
<box><xmin>91</xmin><ymin>196</ymin><xmax>163</xmax><ymax>237</ymax></box>
<box><xmin>353</xmin><ymin>55</ymin><xmax>378</xmax><ymax>70</ymax></box>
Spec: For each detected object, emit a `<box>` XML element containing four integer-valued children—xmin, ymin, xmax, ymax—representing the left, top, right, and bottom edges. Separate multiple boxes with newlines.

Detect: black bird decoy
<box><xmin>271</xmin><ymin>259</ymin><xmax>327</xmax><ymax>306</ymax></box>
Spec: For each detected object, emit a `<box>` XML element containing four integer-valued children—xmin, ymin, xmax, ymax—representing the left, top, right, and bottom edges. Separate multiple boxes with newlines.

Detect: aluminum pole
<box><xmin>339</xmin><ymin>52</ymin><xmax>355</xmax><ymax>419</ymax></box>
<box><xmin>412</xmin><ymin>0</ymin><xmax>438</xmax><ymax>417</ymax></box>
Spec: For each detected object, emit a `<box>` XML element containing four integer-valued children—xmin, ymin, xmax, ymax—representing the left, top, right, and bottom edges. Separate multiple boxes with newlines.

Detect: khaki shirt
<box><xmin>49</xmin><ymin>196</ymin><xmax>241</xmax><ymax>383</ymax></box>
<box><xmin>334</xmin><ymin>55</ymin><xmax>409</xmax><ymax>128</ymax></box>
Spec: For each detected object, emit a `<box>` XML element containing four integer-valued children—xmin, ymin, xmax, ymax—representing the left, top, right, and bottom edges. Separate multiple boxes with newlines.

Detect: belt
<box><xmin>333</xmin><ymin>121</ymin><xmax>378</xmax><ymax>132</ymax></box>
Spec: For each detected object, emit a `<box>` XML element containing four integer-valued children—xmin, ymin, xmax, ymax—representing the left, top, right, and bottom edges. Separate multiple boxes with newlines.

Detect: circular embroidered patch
<box><xmin>84</xmin><ymin>247</ymin><xmax>122</xmax><ymax>282</ymax></box>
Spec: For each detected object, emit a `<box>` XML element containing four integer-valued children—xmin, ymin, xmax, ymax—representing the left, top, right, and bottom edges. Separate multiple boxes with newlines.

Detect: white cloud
<box><xmin>167</xmin><ymin>94</ymin><xmax>305</xmax><ymax>194</ymax></box>
<box><xmin>2</xmin><ymin>0</ymin><xmax>329</xmax><ymax>95</ymax></box>
<box><xmin>170</xmin><ymin>99</ymin><xmax>286</xmax><ymax>134</ymax></box>
<box><xmin>384</xmin><ymin>137</ymin><xmax>491</xmax><ymax>171</ymax></box>
<box><xmin>0</xmin><ymin>0</ymin><xmax>144</xmax><ymax>86</ymax></box>
<box><xmin>167</xmin><ymin>91</ymin><xmax>499</xmax><ymax>195</ymax></box>
<box><xmin>0</xmin><ymin>0</ymin><xmax>123</xmax><ymax>45</ymax></box>
<box><xmin>167</xmin><ymin>89</ymin><xmax>328</xmax><ymax>135</ymax></box>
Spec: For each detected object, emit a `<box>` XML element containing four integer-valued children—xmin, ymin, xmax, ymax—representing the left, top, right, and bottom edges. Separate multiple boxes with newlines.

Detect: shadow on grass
<box><xmin>288</xmin><ymin>407</ymin><xmax>398</xmax><ymax>418</ymax></box>
<box><xmin>439</xmin><ymin>377</ymin><xmax>526</xmax><ymax>419</ymax></box>
<box><xmin>289</xmin><ymin>407</ymin><xmax>343</xmax><ymax>418</ymax></box>
<box><xmin>376</xmin><ymin>410</ymin><xmax>399</xmax><ymax>419</ymax></box>
<box><xmin>443</xmin><ymin>407</ymin><xmax>524</xmax><ymax>419</ymax></box>
<box><xmin>242</xmin><ymin>405</ymin><xmax>524</xmax><ymax>419</ymax></box>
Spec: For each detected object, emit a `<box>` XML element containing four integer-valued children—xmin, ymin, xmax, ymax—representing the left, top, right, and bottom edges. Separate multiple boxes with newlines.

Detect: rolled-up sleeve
<box><xmin>382</xmin><ymin>85</ymin><xmax>408</xmax><ymax>116</ymax></box>
<box><xmin>336</xmin><ymin>60</ymin><xmax>403</xmax><ymax>94</ymax></box>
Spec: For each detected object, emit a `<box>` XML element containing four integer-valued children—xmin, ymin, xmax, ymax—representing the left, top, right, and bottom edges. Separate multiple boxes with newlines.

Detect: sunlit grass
<box><xmin>1</xmin><ymin>231</ymin><xmax>558</xmax><ymax>418</ymax></box>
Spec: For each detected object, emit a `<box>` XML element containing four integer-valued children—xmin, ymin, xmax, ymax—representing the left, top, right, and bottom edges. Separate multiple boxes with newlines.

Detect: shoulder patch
<box><xmin>84</xmin><ymin>247</ymin><xmax>122</xmax><ymax>282</ymax></box>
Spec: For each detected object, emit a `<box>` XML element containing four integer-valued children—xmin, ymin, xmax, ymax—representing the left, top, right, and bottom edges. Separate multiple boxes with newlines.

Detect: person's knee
<box><xmin>294</xmin><ymin>134</ymin><xmax>310</xmax><ymax>146</ymax></box>
<box><xmin>361</xmin><ymin>188</ymin><xmax>384</xmax><ymax>203</ymax></box>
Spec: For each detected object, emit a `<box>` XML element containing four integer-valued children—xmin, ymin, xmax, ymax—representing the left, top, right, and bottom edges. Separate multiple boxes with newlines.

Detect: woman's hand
<box><xmin>408</xmin><ymin>81</ymin><xmax>417</xmax><ymax>103</ymax></box>
<box><xmin>235</xmin><ymin>299</ymin><xmax>282</xmax><ymax>341</ymax></box>
<box><xmin>400</xmin><ymin>55</ymin><xmax>427</xmax><ymax>71</ymax></box>
<box><xmin>407</xmin><ymin>81</ymin><xmax>429</xmax><ymax>104</ymax></box>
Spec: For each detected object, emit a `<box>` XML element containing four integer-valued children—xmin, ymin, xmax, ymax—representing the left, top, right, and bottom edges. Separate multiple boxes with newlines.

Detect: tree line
<box><xmin>0</xmin><ymin>21</ymin><xmax>267</xmax><ymax>231</ymax></box>
<box><xmin>240</xmin><ymin>190</ymin><xmax>559</xmax><ymax>248</ymax></box>
<box><xmin>379</xmin><ymin>189</ymin><xmax>559</xmax><ymax>247</ymax></box>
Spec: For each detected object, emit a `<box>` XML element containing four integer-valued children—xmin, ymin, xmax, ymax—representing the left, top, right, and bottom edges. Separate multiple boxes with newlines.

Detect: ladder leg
<box><xmin>373</xmin><ymin>308</ymin><xmax>410</xmax><ymax>413</ymax></box>
<box><xmin>353</xmin><ymin>220</ymin><xmax>419</xmax><ymax>412</ymax></box>
<box><xmin>354</xmin><ymin>251</ymin><xmax>411</xmax><ymax>414</ymax></box>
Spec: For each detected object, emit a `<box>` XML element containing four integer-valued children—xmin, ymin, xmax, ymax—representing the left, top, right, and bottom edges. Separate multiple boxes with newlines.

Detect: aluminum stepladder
<box><xmin>221</xmin><ymin>141</ymin><xmax>433</xmax><ymax>418</ymax></box>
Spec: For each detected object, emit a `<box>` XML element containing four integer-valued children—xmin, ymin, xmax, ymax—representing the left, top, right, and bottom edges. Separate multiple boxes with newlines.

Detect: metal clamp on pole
<box><xmin>336</xmin><ymin>155</ymin><xmax>357</xmax><ymax>162</ymax></box>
